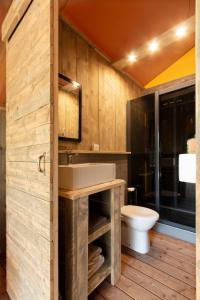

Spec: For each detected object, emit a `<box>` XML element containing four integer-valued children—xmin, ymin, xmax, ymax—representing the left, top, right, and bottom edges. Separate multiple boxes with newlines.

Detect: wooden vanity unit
<box><xmin>59</xmin><ymin>179</ymin><xmax>125</xmax><ymax>300</ymax></box>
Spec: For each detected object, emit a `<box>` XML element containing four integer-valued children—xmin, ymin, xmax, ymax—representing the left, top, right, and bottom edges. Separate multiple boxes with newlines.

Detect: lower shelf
<box><xmin>88</xmin><ymin>261</ymin><xmax>111</xmax><ymax>295</ymax></box>
<box><xmin>88</xmin><ymin>222</ymin><xmax>111</xmax><ymax>244</ymax></box>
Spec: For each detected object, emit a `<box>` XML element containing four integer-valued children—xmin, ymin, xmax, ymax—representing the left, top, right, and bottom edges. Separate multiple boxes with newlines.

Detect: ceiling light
<box><xmin>128</xmin><ymin>53</ymin><xmax>137</xmax><ymax>63</ymax></box>
<box><xmin>148</xmin><ymin>40</ymin><xmax>159</xmax><ymax>53</ymax></box>
<box><xmin>73</xmin><ymin>81</ymin><xmax>79</xmax><ymax>88</ymax></box>
<box><xmin>176</xmin><ymin>26</ymin><xmax>187</xmax><ymax>38</ymax></box>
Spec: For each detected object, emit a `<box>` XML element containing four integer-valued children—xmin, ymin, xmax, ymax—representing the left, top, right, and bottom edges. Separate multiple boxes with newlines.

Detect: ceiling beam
<box><xmin>112</xmin><ymin>16</ymin><xmax>195</xmax><ymax>70</ymax></box>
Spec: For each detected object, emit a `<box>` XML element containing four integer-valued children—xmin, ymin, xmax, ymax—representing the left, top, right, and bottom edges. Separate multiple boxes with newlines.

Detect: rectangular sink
<box><xmin>59</xmin><ymin>163</ymin><xmax>116</xmax><ymax>190</ymax></box>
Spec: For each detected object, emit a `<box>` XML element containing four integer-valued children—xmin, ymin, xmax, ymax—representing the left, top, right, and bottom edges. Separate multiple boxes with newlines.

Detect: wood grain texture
<box><xmin>59</xmin><ymin>196</ymin><xmax>88</xmax><ymax>300</ymax></box>
<box><xmin>59</xmin><ymin>179</ymin><xmax>125</xmax><ymax>200</ymax></box>
<box><xmin>88</xmin><ymin>222</ymin><xmax>111</xmax><ymax>244</ymax></box>
<box><xmin>122</xmin><ymin>253</ymin><xmax>195</xmax><ymax>299</ymax></box>
<box><xmin>88</xmin><ymin>262</ymin><xmax>111</xmax><ymax>295</ymax></box>
<box><xmin>59</xmin><ymin>20</ymin><xmax>142</xmax><ymax>151</ymax></box>
<box><xmin>1</xmin><ymin>230</ymin><xmax>195</xmax><ymax>300</ymax></box>
<box><xmin>77</xmin><ymin>196</ymin><xmax>88</xmax><ymax>300</ymax></box>
<box><xmin>4</xmin><ymin>0</ymin><xmax>58</xmax><ymax>299</ymax></box>
<box><xmin>110</xmin><ymin>187</ymin><xmax>121</xmax><ymax>285</ymax></box>
<box><xmin>59</xmin><ymin>180</ymin><xmax>123</xmax><ymax>299</ymax></box>
<box><xmin>96</xmin><ymin>280</ymin><xmax>133</xmax><ymax>300</ymax></box>
<box><xmin>121</xmin><ymin>261</ymin><xmax>188</xmax><ymax>300</ymax></box>
<box><xmin>1</xmin><ymin>0</ymin><xmax>32</xmax><ymax>42</ymax></box>
<box><xmin>122</xmin><ymin>233</ymin><xmax>196</xmax><ymax>300</ymax></box>
<box><xmin>0</xmin><ymin>41</ymin><xmax>6</xmax><ymax>107</ymax></box>
<box><xmin>96</xmin><ymin>231</ymin><xmax>195</xmax><ymax>300</ymax></box>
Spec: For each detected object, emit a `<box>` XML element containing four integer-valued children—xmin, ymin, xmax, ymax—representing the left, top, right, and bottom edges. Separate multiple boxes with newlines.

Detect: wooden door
<box><xmin>2</xmin><ymin>0</ymin><xmax>58</xmax><ymax>299</ymax></box>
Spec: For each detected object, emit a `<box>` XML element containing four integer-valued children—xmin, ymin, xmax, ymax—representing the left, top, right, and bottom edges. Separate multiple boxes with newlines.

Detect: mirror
<box><xmin>58</xmin><ymin>73</ymin><xmax>82</xmax><ymax>141</ymax></box>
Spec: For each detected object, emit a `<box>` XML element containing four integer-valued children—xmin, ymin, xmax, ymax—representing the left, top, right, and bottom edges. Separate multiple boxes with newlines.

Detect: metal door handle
<box><xmin>37</xmin><ymin>152</ymin><xmax>46</xmax><ymax>173</ymax></box>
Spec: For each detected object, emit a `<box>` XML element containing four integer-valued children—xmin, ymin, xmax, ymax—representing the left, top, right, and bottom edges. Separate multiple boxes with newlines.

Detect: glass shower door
<box><xmin>159</xmin><ymin>86</ymin><xmax>195</xmax><ymax>229</ymax></box>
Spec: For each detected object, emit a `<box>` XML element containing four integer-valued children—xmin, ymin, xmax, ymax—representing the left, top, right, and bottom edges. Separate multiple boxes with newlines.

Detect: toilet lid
<box><xmin>121</xmin><ymin>205</ymin><xmax>159</xmax><ymax>219</ymax></box>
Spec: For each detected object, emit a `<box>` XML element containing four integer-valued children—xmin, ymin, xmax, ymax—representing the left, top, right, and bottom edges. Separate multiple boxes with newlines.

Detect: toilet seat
<box><xmin>121</xmin><ymin>205</ymin><xmax>159</xmax><ymax>220</ymax></box>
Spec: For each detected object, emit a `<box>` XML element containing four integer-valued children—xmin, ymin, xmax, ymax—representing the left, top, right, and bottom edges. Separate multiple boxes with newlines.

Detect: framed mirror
<box><xmin>58</xmin><ymin>73</ymin><xmax>82</xmax><ymax>142</ymax></box>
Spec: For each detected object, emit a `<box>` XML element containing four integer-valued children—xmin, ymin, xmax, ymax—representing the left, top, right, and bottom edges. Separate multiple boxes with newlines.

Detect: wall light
<box><xmin>148</xmin><ymin>40</ymin><xmax>159</xmax><ymax>53</ymax></box>
<box><xmin>176</xmin><ymin>26</ymin><xmax>187</xmax><ymax>38</ymax></box>
<box><xmin>179</xmin><ymin>154</ymin><xmax>196</xmax><ymax>183</ymax></box>
<box><xmin>128</xmin><ymin>53</ymin><xmax>137</xmax><ymax>63</ymax></box>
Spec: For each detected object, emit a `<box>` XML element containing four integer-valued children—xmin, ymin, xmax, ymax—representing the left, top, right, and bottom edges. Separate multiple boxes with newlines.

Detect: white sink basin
<box><xmin>59</xmin><ymin>163</ymin><xmax>116</xmax><ymax>190</ymax></box>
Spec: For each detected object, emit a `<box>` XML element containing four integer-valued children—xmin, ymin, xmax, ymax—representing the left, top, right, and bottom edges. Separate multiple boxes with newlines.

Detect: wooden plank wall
<box><xmin>3</xmin><ymin>0</ymin><xmax>57</xmax><ymax>299</ymax></box>
<box><xmin>59</xmin><ymin>20</ymin><xmax>142</xmax><ymax>152</ymax></box>
<box><xmin>0</xmin><ymin>107</ymin><xmax>6</xmax><ymax>260</ymax></box>
<box><xmin>0</xmin><ymin>17</ymin><xmax>6</xmax><ymax>261</ymax></box>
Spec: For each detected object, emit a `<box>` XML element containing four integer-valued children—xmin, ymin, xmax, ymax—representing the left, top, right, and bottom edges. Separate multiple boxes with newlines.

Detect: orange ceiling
<box><xmin>0</xmin><ymin>0</ymin><xmax>12</xmax><ymax>31</ymax></box>
<box><xmin>60</xmin><ymin>0</ymin><xmax>195</xmax><ymax>86</ymax></box>
<box><xmin>0</xmin><ymin>0</ymin><xmax>12</xmax><ymax>107</ymax></box>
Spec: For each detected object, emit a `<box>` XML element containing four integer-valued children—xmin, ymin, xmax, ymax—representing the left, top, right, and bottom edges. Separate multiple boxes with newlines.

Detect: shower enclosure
<box><xmin>127</xmin><ymin>85</ymin><xmax>195</xmax><ymax>231</ymax></box>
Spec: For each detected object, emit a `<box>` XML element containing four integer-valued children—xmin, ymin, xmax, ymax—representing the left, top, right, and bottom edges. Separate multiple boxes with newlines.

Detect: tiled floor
<box><xmin>1</xmin><ymin>231</ymin><xmax>196</xmax><ymax>300</ymax></box>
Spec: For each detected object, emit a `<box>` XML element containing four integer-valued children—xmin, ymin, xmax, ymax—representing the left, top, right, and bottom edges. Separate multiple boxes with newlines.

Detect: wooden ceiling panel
<box><xmin>60</xmin><ymin>0</ymin><xmax>195</xmax><ymax>85</ymax></box>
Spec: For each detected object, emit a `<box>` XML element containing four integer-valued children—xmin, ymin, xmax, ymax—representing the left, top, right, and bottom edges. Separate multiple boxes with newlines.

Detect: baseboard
<box><xmin>154</xmin><ymin>222</ymin><xmax>196</xmax><ymax>244</ymax></box>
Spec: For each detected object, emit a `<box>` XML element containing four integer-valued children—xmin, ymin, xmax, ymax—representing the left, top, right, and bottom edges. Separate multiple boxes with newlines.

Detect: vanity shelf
<box><xmin>59</xmin><ymin>149</ymin><xmax>131</xmax><ymax>155</ymax></box>
<box><xmin>88</xmin><ymin>261</ymin><xmax>111</xmax><ymax>295</ymax></box>
<box><xmin>88</xmin><ymin>221</ymin><xmax>111</xmax><ymax>244</ymax></box>
<box><xmin>59</xmin><ymin>179</ymin><xmax>125</xmax><ymax>300</ymax></box>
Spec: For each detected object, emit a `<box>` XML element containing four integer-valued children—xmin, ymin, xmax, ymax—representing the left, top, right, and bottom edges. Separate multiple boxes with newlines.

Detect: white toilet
<box><xmin>121</xmin><ymin>205</ymin><xmax>159</xmax><ymax>254</ymax></box>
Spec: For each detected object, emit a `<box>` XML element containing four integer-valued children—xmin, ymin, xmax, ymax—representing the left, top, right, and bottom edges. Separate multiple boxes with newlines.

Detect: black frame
<box><xmin>127</xmin><ymin>83</ymin><xmax>195</xmax><ymax>231</ymax></box>
<box><xmin>58</xmin><ymin>73</ymin><xmax>82</xmax><ymax>142</ymax></box>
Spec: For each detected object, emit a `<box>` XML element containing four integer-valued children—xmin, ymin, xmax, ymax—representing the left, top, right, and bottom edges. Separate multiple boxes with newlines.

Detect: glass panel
<box><xmin>159</xmin><ymin>86</ymin><xmax>195</xmax><ymax>228</ymax></box>
<box><xmin>128</xmin><ymin>94</ymin><xmax>155</xmax><ymax>209</ymax></box>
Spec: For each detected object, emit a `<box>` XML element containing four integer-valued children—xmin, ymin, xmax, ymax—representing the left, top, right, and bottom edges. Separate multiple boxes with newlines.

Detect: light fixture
<box><xmin>72</xmin><ymin>81</ymin><xmax>79</xmax><ymax>88</ymax></box>
<box><xmin>148</xmin><ymin>40</ymin><xmax>159</xmax><ymax>53</ymax></box>
<box><xmin>176</xmin><ymin>26</ymin><xmax>187</xmax><ymax>38</ymax></box>
<box><xmin>179</xmin><ymin>154</ymin><xmax>196</xmax><ymax>183</ymax></box>
<box><xmin>128</xmin><ymin>53</ymin><xmax>137</xmax><ymax>63</ymax></box>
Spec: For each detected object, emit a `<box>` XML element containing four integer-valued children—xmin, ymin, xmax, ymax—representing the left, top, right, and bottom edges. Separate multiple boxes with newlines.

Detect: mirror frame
<box><xmin>58</xmin><ymin>73</ymin><xmax>82</xmax><ymax>142</ymax></box>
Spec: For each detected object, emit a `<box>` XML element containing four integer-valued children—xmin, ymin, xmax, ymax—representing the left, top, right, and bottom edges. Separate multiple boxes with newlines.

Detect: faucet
<box><xmin>65</xmin><ymin>151</ymin><xmax>77</xmax><ymax>165</ymax></box>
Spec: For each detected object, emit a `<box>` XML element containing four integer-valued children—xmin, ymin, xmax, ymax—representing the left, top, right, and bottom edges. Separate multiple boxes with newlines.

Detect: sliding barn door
<box><xmin>2</xmin><ymin>0</ymin><xmax>58</xmax><ymax>299</ymax></box>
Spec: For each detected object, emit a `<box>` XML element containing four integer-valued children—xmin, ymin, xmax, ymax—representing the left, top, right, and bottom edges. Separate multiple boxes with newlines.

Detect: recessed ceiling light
<box><xmin>176</xmin><ymin>26</ymin><xmax>187</xmax><ymax>38</ymax></box>
<box><xmin>148</xmin><ymin>40</ymin><xmax>159</xmax><ymax>53</ymax></box>
<box><xmin>128</xmin><ymin>53</ymin><xmax>137</xmax><ymax>63</ymax></box>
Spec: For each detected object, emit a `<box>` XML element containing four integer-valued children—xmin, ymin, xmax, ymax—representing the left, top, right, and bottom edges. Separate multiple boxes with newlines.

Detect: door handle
<box><xmin>37</xmin><ymin>152</ymin><xmax>46</xmax><ymax>174</ymax></box>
